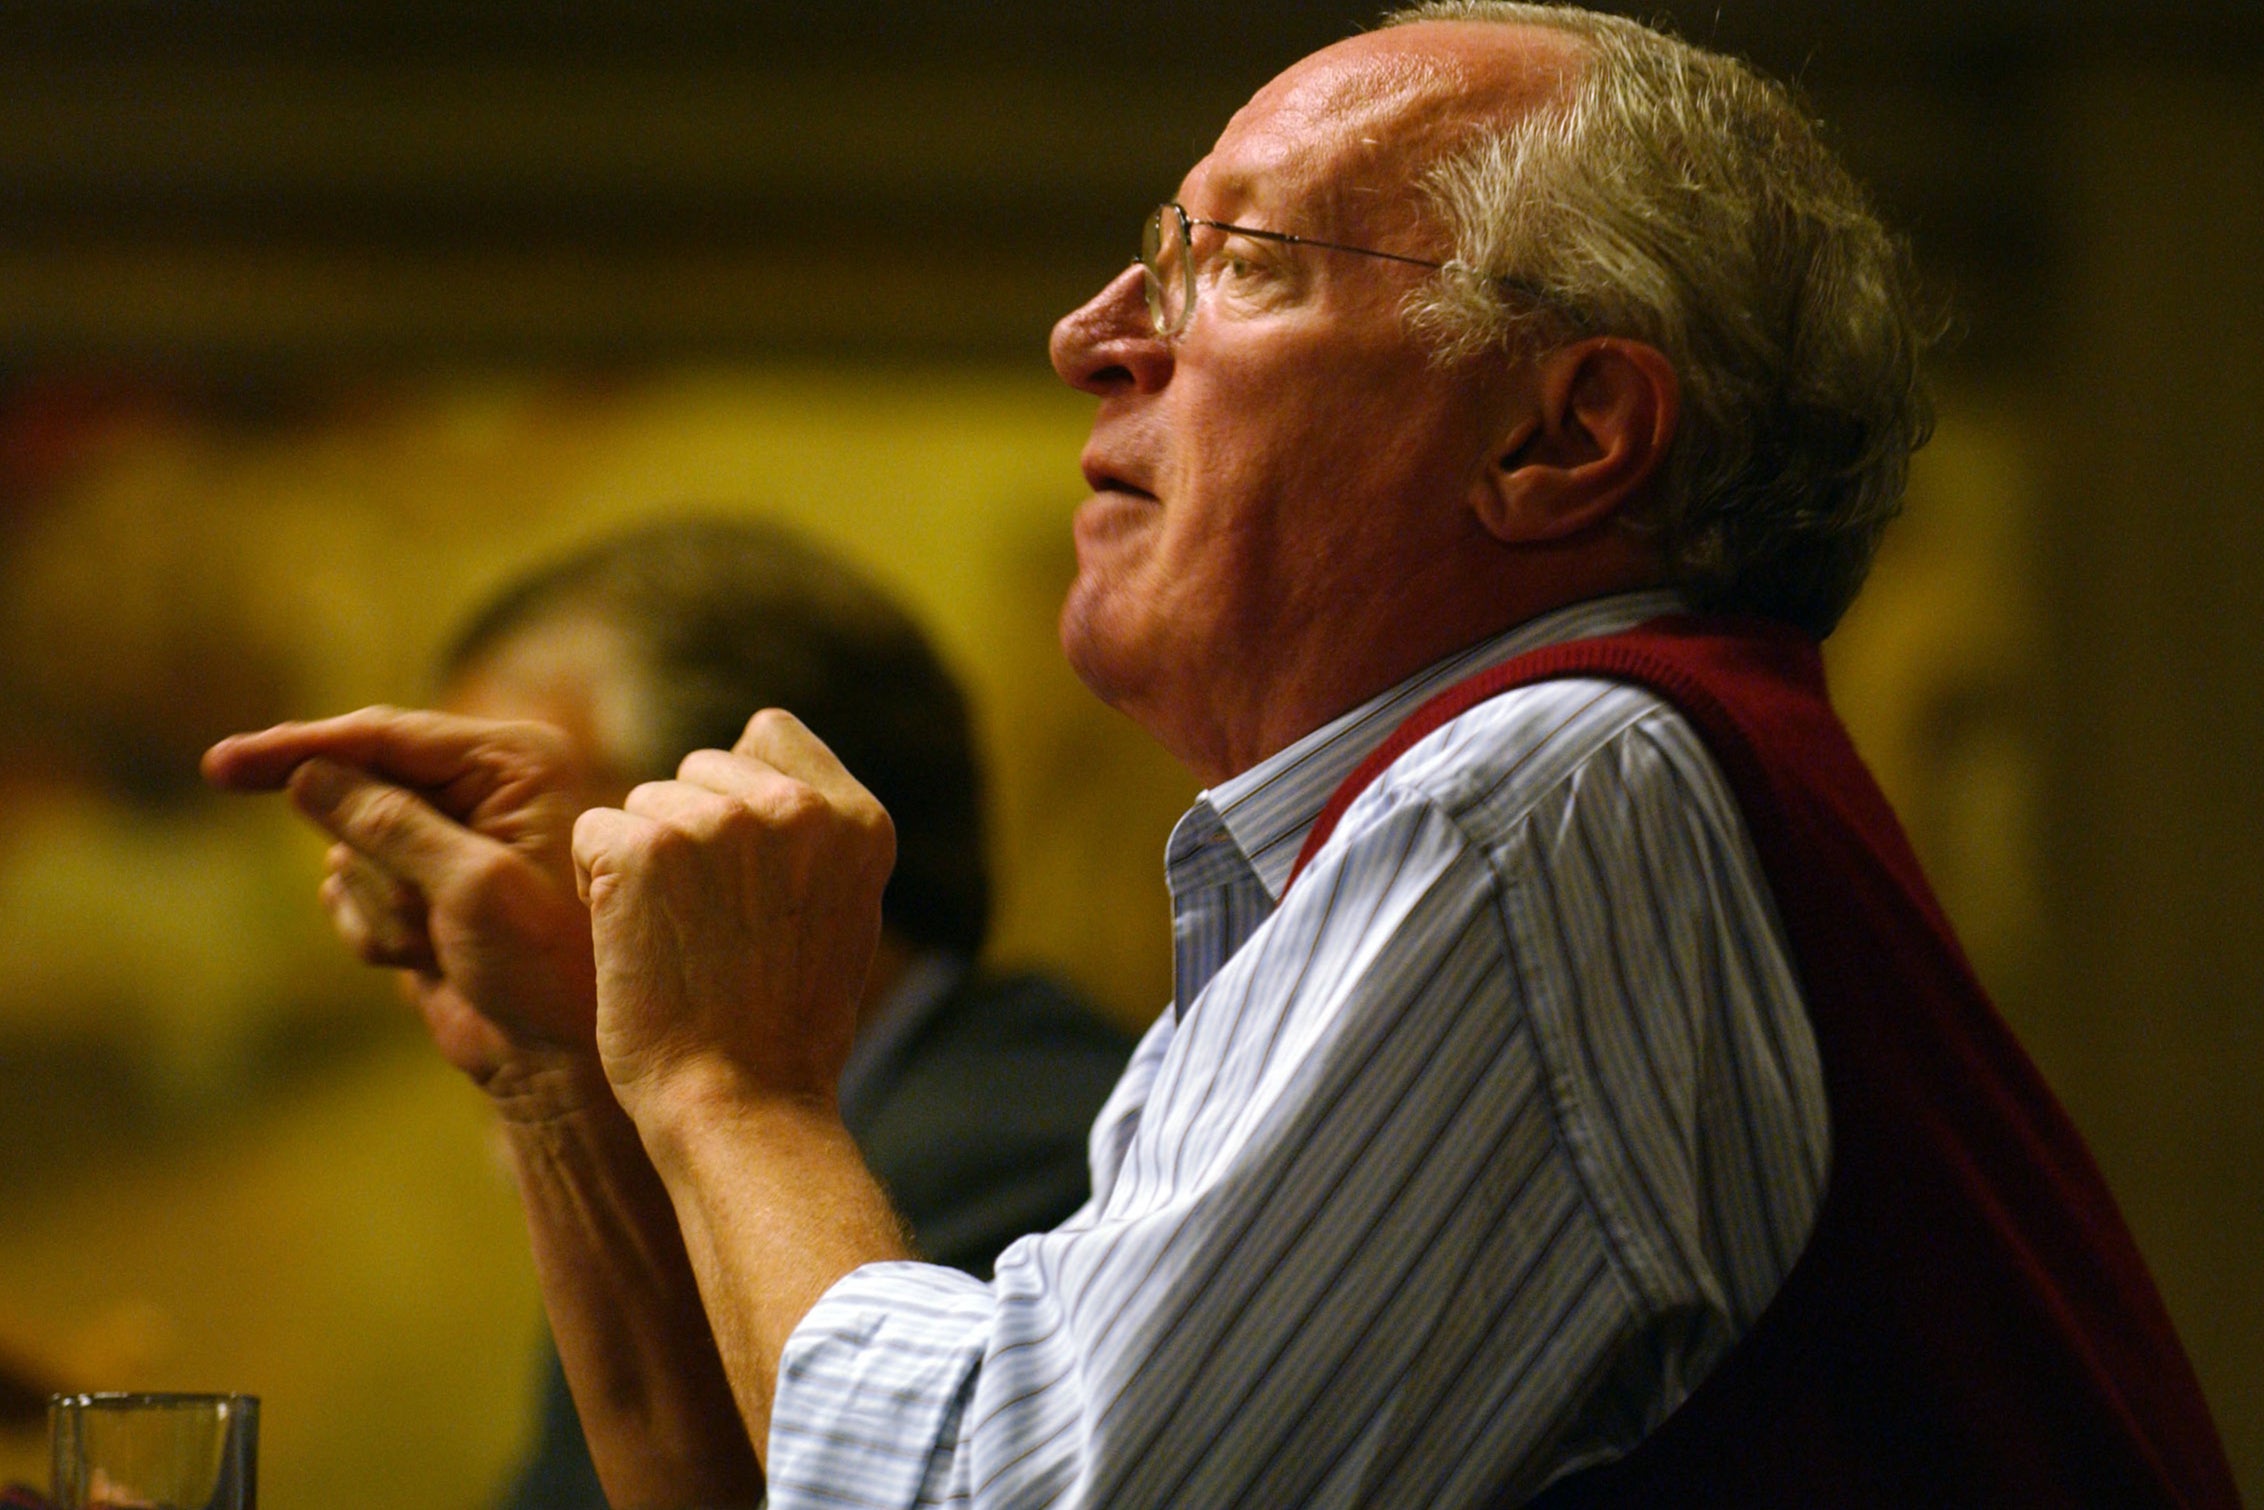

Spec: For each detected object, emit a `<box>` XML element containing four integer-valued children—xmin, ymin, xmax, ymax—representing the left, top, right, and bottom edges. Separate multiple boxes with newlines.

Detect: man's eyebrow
<box><xmin>1194</xmin><ymin>172</ymin><xmax>1261</xmax><ymax>215</ymax></box>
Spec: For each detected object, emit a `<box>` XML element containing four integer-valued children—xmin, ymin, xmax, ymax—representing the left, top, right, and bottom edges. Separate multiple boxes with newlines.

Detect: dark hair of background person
<box><xmin>438</xmin><ymin>514</ymin><xmax>991</xmax><ymax>959</ymax></box>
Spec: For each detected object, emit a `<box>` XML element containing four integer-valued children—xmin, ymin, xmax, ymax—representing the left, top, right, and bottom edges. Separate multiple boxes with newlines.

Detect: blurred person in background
<box><xmin>207</xmin><ymin>4</ymin><xmax>2240</xmax><ymax>1506</ymax></box>
<box><xmin>1</xmin><ymin>1345</ymin><xmax>63</xmax><ymax>1505</ymax></box>
<box><xmin>0</xmin><ymin>1352</ymin><xmax>46</xmax><ymax>1509</ymax></box>
<box><xmin>426</xmin><ymin>515</ymin><xmax>1134</xmax><ymax>1508</ymax></box>
<box><xmin>0</xmin><ymin>1348</ymin><xmax>54</xmax><ymax>1431</ymax></box>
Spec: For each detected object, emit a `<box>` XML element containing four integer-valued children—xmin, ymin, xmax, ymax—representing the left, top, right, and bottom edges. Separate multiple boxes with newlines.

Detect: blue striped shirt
<box><xmin>769</xmin><ymin>591</ymin><xmax>1829</xmax><ymax>1507</ymax></box>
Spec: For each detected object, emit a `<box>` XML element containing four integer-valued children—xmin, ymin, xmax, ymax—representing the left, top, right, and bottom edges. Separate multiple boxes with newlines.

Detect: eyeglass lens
<box><xmin>1140</xmin><ymin>204</ymin><xmax>1191</xmax><ymax>338</ymax></box>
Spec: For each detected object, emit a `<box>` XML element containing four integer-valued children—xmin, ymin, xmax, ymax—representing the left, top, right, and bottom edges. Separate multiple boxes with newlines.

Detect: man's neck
<box><xmin>1185</xmin><ymin>552</ymin><xmax>1664</xmax><ymax>787</ymax></box>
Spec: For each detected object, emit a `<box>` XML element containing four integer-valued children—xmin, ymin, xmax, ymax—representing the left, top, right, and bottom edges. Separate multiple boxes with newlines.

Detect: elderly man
<box><xmin>207</xmin><ymin>5</ymin><xmax>2239</xmax><ymax>1507</ymax></box>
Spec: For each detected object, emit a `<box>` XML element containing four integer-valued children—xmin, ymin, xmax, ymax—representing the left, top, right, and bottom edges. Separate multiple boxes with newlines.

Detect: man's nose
<box><xmin>1050</xmin><ymin>265</ymin><xmax>1173</xmax><ymax>397</ymax></box>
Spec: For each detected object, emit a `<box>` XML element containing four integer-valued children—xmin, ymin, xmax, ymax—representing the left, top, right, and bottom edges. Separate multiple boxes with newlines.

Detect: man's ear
<box><xmin>1473</xmin><ymin>337</ymin><xmax>1679</xmax><ymax>544</ymax></box>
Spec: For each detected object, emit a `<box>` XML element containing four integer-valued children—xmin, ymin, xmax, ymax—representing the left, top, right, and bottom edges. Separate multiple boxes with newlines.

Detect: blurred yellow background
<box><xmin>0</xmin><ymin>367</ymin><xmax>1197</xmax><ymax>1504</ymax></box>
<box><xmin>1</xmin><ymin>2</ymin><xmax>2258</xmax><ymax>1504</ymax></box>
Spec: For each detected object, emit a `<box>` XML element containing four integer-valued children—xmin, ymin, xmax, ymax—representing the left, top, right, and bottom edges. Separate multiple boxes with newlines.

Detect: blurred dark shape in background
<box><xmin>0</xmin><ymin>1343</ymin><xmax>49</xmax><ymax>1427</ymax></box>
<box><xmin>0</xmin><ymin>3</ymin><xmax>2256</xmax><ymax>1505</ymax></box>
<box><xmin>0</xmin><ymin>0</ymin><xmax>2241</xmax><ymax>369</ymax></box>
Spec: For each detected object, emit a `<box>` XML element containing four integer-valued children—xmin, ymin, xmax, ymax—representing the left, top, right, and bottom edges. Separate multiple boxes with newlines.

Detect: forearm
<box><xmin>499</xmin><ymin>1064</ymin><xmax>764</xmax><ymax>1510</ymax></box>
<box><xmin>565</xmin><ymin>712</ymin><xmax>916</xmax><ymax>1469</ymax></box>
<box><xmin>630</xmin><ymin>1063</ymin><xmax>916</xmax><ymax>1464</ymax></box>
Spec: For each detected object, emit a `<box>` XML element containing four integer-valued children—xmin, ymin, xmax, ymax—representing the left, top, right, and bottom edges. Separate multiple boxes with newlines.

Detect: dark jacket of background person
<box><xmin>504</xmin><ymin>966</ymin><xmax>1129</xmax><ymax>1510</ymax></box>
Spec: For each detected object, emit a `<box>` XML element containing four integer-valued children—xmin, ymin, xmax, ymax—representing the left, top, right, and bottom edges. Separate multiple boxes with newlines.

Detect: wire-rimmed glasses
<box><xmin>1138</xmin><ymin>200</ymin><xmax>1452</xmax><ymax>340</ymax></box>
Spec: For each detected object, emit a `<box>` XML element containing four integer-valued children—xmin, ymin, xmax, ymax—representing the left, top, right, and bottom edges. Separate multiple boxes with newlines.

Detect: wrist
<box><xmin>618</xmin><ymin>1053</ymin><xmax>844</xmax><ymax>1186</ymax></box>
<box><xmin>477</xmin><ymin>1046</ymin><xmax>621</xmax><ymax>1128</ymax></box>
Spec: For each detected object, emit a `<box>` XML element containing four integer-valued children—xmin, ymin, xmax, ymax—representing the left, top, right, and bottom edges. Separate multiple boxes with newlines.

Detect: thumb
<box><xmin>570</xmin><ymin>805</ymin><xmax>640</xmax><ymax>910</ymax></box>
<box><xmin>288</xmin><ymin>758</ymin><xmax>482</xmax><ymax>890</ymax></box>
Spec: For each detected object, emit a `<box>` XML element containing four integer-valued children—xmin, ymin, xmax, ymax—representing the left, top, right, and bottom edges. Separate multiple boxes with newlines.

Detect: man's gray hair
<box><xmin>1385</xmin><ymin>1</ymin><xmax>1937</xmax><ymax>636</ymax></box>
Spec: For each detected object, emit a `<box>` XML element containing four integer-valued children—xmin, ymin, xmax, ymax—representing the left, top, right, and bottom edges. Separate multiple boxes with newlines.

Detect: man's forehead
<box><xmin>1255</xmin><ymin>48</ymin><xmax>1466</xmax><ymax>141</ymax></box>
<box><xmin>1193</xmin><ymin>22</ymin><xmax>1584</xmax><ymax>224</ymax></box>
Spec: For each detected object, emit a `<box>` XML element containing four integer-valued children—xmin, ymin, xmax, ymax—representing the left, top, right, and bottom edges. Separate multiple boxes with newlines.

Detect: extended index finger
<box><xmin>203</xmin><ymin>706</ymin><xmax>532</xmax><ymax>793</ymax></box>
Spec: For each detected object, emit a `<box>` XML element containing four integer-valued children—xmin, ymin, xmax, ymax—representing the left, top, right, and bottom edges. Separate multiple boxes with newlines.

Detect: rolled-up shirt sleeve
<box><xmin>773</xmin><ymin>1262</ymin><xmax>995</xmax><ymax>1505</ymax></box>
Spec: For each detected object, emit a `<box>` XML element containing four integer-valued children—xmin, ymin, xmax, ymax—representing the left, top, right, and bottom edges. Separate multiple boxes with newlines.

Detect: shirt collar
<box><xmin>1204</xmin><ymin>590</ymin><xmax>1686</xmax><ymax>901</ymax></box>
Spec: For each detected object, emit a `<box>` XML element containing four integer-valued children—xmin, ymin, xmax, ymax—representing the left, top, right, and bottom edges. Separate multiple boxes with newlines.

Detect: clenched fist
<box><xmin>572</xmin><ymin>708</ymin><xmax>896</xmax><ymax>1126</ymax></box>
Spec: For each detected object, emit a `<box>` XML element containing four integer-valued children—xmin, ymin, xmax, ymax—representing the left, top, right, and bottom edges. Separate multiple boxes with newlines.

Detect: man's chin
<box><xmin>1057</xmin><ymin>585</ymin><xmax>1126</xmax><ymax>706</ymax></box>
<box><xmin>1058</xmin><ymin>584</ymin><xmax>1226</xmax><ymax>781</ymax></box>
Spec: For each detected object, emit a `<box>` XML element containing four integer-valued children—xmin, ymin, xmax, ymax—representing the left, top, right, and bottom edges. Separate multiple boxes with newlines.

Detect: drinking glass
<box><xmin>49</xmin><ymin>1393</ymin><xmax>256</xmax><ymax>1510</ymax></box>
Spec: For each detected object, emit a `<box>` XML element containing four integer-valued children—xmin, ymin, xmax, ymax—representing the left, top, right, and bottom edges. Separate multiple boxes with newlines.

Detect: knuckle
<box><xmin>326</xmin><ymin>894</ymin><xmax>386</xmax><ymax>964</ymax></box>
<box><xmin>763</xmin><ymin>780</ymin><xmax>829</xmax><ymax>835</ymax></box>
<box><xmin>569</xmin><ymin>806</ymin><xmax>607</xmax><ymax>848</ymax></box>
<box><xmin>743</xmin><ymin>707</ymin><xmax>798</xmax><ymax>740</ymax></box>
<box><xmin>349</xmin><ymin>785</ymin><xmax>421</xmax><ymax>845</ymax></box>
<box><xmin>346</xmin><ymin>703</ymin><xmax>407</xmax><ymax>738</ymax></box>
<box><xmin>639</xmin><ymin>818</ymin><xmax>697</xmax><ymax>864</ymax></box>
<box><xmin>596</xmin><ymin>812</ymin><xmax>694</xmax><ymax>881</ymax></box>
<box><xmin>503</xmin><ymin>717</ymin><xmax>575</xmax><ymax>768</ymax></box>
<box><xmin>622</xmin><ymin>779</ymin><xmax>680</xmax><ymax>818</ymax></box>
<box><xmin>674</xmin><ymin>748</ymin><xmax>725</xmax><ymax>783</ymax></box>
